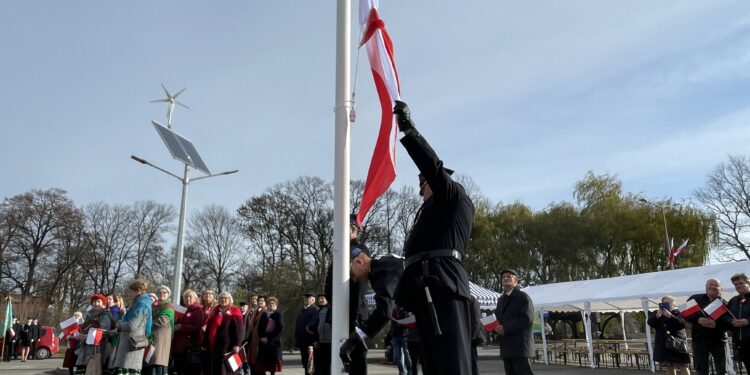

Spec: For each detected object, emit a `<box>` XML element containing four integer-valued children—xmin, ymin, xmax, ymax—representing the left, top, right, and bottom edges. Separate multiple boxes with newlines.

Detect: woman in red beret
<box><xmin>75</xmin><ymin>294</ymin><xmax>114</xmax><ymax>374</ymax></box>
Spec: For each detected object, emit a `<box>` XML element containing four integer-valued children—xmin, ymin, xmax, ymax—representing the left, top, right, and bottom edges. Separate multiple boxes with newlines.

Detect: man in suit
<box><xmin>494</xmin><ymin>269</ymin><xmax>535</xmax><ymax>375</ymax></box>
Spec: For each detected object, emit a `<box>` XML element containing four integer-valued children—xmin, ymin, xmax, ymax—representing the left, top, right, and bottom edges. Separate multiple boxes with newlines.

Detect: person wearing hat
<box><xmin>339</xmin><ymin>241</ymin><xmax>404</xmax><ymax>374</ymax></box>
<box><xmin>493</xmin><ymin>269</ymin><xmax>535</xmax><ymax>375</ymax></box>
<box><xmin>390</xmin><ymin>100</ymin><xmax>476</xmax><ymax>375</ymax></box>
<box><xmin>75</xmin><ymin>293</ymin><xmax>114</xmax><ymax>374</ymax></box>
<box><xmin>324</xmin><ymin>215</ymin><xmax>372</xmax><ymax>374</ymax></box>
<box><xmin>294</xmin><ymin>292</ymin><xmax>319</xmax><ymax>373</ymax></box>
<box><xmin>145</xmin><ymin>285</ymin><xmax>174</xmax><ymax>375</ymax></box>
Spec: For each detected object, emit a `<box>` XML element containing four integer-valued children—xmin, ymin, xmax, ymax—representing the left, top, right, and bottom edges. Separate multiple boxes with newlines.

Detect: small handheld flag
<box><xmin>704</xmin><ymin>299</ymin><xmax>728</xmax><ymax>320</ymax></box>
<box><xmin>226</xmin><ymin>351</ymin><xmax>246</xmax><ymax>372</ymax></box>
<box><xmin>481</xmin><ymin>314</ymin><xmax>500</xmax><ymax>332</ymax></box>
<box><xmin>679</xmin><ymin>300</ymin><xmax>701</xmax><ymax>318</ymax></box>
<box><xmin>86</xmin><ymin>328</ymin><xmax>103</xmax><ymax>346</ymax></box>
<box><xmin>144</xmin><ymin>344</ymin><xmax>155</xmax><ymax>363</ymax></box>
<box><xmin>392</xmin><ymin>312</ymin><xmax>417</xmax><ymax>328</ymax></box>
<box><xmin>60</xmin><ymin>316</ymin><xmax>80</xmax><ymax>335</ymax></box>
<box><xmin>174</xmin><ymin>304</ymin><xmax>188</xmax><ymax>319</ymax></box>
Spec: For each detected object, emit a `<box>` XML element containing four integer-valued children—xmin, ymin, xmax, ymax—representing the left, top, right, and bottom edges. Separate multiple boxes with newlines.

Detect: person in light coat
<box><xmin>111</xmin><ymin>279</ymin><xmax>153</xmax><ymax>375</ymax></box>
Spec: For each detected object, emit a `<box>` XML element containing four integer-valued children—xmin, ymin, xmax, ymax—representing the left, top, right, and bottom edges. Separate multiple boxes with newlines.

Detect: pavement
<box><xmin>0</xmin><ymin>347</ymin><xmax>657</xmax><ymax>375</ymax></box>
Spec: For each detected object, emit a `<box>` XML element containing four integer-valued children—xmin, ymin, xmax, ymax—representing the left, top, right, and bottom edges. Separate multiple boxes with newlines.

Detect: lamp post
<box><xmin>639</xmin><ymin>198</ymin><xmax>672</xmax><ymax>269</ymax></box>
<box><xmin>131</xmin><ymin>155</ymin><xmax>238</xmax><ymax>300</ymax></box>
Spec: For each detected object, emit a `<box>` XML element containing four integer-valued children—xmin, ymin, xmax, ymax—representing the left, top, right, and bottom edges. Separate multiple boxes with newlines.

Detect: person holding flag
<box><xmin>2</xmin><ymin>297</ymin><xmax>14</xmax><ymax>362</ymax></box>
<box><xmin>389</xmin><ymin>100</ymin><xmax>476</xmax><ymax>375</ymax></box>
<box><xmin>74</xmin><ymin>294</ymin><xmax>114</xmax><ymax>374</ymax></box>
<box><xmin>728</xmin><ymin>273</ymin><xmax>750</xmax><ymax>372</ymax></box>
<box><xmin>62</xmin><ymin>312</ymin><xmax>83</xmax><ymax>375</ymax></box>
<box><xmin>171</xmin><ymin>289</ymin><xmax>205</xmax><ymax>375</ymax></box>
<box><xmin>684</xmin><ymin>279</ymin><xmax>731</xmax><ymax>375</ymax></box>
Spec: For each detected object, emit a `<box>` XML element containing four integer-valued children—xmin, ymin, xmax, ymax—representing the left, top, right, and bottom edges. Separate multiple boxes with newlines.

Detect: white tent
<box><xmin>522</xmin><ymin>261</ymin><xmax>749</xmax><ymax>373</ymax></box>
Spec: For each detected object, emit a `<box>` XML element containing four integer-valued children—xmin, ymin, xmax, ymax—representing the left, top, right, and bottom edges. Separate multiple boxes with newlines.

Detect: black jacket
<box><xmin>361</xmin><ymin>254</ymin><xmax>404</xmax><ymax>338</ymax></box>
<box><xmin>495</xmin><ymin>287</ymin><xmax>535</xmax><ymax>359</ymax></box>
<box><xmin>727</xmin><ymin>293</ymin><xmax>750</xmax><ymax>342</ymax></box>
<box><xmin>324</xmin><ymin>239</ymin><xmax>371</xmax><ymax>333</ymax></box>
<box><xmin>647</xmin><ymin>310</ymin><xmax>690</xmax><ymax>364</ymax></box>
<box><xmin>685</xmin><ymin>293</ymin><xmax>731</xmax><ymax>344</ymax></box>
<box><xmin>294</xmin><ymin>304</ymin><xmax>319</xmax><ymax>347</ymax></box>
<box><xmin>395</xmin><ymin>129</ymin><xmax>475</xmax><ymax>311</ymax></box>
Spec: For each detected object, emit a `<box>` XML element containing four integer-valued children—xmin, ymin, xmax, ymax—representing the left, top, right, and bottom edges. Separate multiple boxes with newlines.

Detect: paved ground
<box><xmin>0</xmin><ymin>348</ymin><xmax>657</xmax><ymax>375</ymax></box>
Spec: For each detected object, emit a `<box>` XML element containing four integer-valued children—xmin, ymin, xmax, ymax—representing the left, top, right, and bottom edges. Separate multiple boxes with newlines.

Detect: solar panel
<box><xmin>152</xmin><ymin>121</ymin><xmax>211</xmax><ymax>175</ymax></box>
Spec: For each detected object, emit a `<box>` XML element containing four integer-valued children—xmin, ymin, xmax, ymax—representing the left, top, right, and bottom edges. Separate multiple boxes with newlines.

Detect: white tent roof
<box><xmin>523</xmin><ymin>261</ymin><xmax>750</xmax><ymax>312</ymax></box>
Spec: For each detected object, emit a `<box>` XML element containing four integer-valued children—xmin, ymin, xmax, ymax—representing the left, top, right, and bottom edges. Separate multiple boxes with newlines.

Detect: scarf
<box><xmin>124</xmin><ymin>293</ymin><xmax>153</xmax><ymax>337</ymax></box>
<box><xmin>206</xmin><ymin>304</ymin><xmax>243</xmax><ymax>350</ymax></box>
<box><xmin>151</xmin><ymin>298</ymin><xmax>175</xmax><ymax>339</ymax></box>
<box><xmin>82</xmin><ymin>307</ymin><xmax>113</xmax><ymax>332</ymax></box>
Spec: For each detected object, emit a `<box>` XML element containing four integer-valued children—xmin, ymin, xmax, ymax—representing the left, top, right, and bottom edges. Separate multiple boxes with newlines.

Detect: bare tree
<box><xmin>129</xmin><ymin>201</ymin><xmax>176</xmax><ymax>278</ymax></box>
<box><xmin>82</xmin><ymin>202</ymin><xmax>136</xmax><ymax>293</ymax></box>
<box><xmin>694</xmin><ymin>155</ymin><xmax>750</xmax><ymax>261</ymax></box>
<box><xmin>187</xmin><ymin>205</ymin><xmax>244</xmax><ymax>292</ymax></box>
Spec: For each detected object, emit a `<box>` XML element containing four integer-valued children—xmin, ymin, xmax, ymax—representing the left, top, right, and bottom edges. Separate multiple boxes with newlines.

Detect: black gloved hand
<box><xmin>339</xmin><ymin>331</ymin><xmax>368</xmax><ymax>373</ymax></box>
<box><xmin>393</xmin><ymin>100</ymin><xmax>415</xmax><ymax>132</ymax></box>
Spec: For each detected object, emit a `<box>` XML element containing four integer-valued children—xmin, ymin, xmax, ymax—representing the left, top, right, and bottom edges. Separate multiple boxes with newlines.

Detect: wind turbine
<box><xmin>151</xmin><ymin>84</ymin><xmax>189</xmax><ymax>129</ymax></box>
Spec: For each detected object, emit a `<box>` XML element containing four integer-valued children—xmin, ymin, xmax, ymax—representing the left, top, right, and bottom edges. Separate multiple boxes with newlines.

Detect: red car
<box><xmin>1</xmin><ymin>325</ymin><xmax>60</xmax><ymax>359</ymax></box>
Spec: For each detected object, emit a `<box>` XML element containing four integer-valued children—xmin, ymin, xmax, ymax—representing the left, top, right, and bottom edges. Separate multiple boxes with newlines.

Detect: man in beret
<box><xmin>391</xmin><ymin>100</ymin><xmax>476</xmax><ymax>375</ymax></box>
<box><xmin>494</xmin><ymin>269</ymin><xmax>535</xmax><ymax>375</ymax></box>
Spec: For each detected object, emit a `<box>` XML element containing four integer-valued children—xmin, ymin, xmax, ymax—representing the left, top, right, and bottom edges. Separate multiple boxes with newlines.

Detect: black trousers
<box><xmin>348</xmin><ymin>346</ymin><xmax>367</xmax><ymax>375</ymax></box>
<box><xmin>314</xmin><ymin>343</ymin><xmax>331</xmax><ymax>375</ymax></box>
<box><xmin>692</xmin><ymin>340</ymin><xmax>726</xmax><ymax>375</ymax></box>
<box><xmin>406</xmin><ymin>341</ymin><xmax>423</xmax><ymax>375</ymax></box>
<box><xmin>735</xmin><ymin>340</ymin><xmax>750</xmax><ymax>374</ymax></box>
<box><xmin>413</xmin><ymin>291</ymin><xmax>473</xmax><ymax>375</ymax></box>
<box><xmin>299</xmin><ymin>346</ymin><xmax>311</xmax><ymax>374</ymax></box>
<box><xmin>502</xmin><ymin>358</ymin><xmax>534</xmax><ymax>375</ymax></box>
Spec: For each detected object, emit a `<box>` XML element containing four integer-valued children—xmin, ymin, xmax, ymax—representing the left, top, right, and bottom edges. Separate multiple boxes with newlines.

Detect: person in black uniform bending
<box><xmin>391</xmin><ymin>100</ymin><xmax>476</xmax><ymax>375</ymax></box>
<box><xmin>339</xmin><ymin>239</ymin><xmax>404</xmax><ymax>374</ymax></box>
<box><xmin>325</xmin><ymin>215</ymin><xmax>371</xmax><ymax>374</ymax></box>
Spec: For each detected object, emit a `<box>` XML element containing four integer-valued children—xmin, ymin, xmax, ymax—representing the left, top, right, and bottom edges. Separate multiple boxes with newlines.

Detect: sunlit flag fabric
<box><xmin>144</xmin><ymin>344</ymin><xmax>155</xmax><ymax>363</ymax></box>
<box><xmin>679</xmin><ymin>299</ymin><xmax>701</xmax><ymax>318</ymax></box>
<box><xmin>704</xmin><ymin>298</ymin><xmax>728</xmax><ymax>320</ymax></box>
<box><xmin>2</xmin><ymin>298</ymin><xmax>12</xmax><ymax>337</ymax></box>
<box><xmin>174</xmin><ymin>304</ymin><xmax>187</xmax><ymax>319</ymax></box>
<box><xmin>392</xmin><ymin>311</ymin><xmax>417</xmax><ymax>328</ymax></box>
<box><xmin>481</xmin><ymin>314</ymin><xmax>500</xmax><ymax>332</ymax></box>
<box><xmin>86</xmin><ymin>328</ymin><xmax>104</xmax><ymax>345</ymax></box>
<box><xmin>226</xmin><ymin>350</ymin><xmax>246</xmax><ymax>372</ymax></box>
<box><xmin>59</xmin><ymin>316</ymin><xmax>80</xmax><ymax>335</ymax></box>
<box><xmin>669</xmin><ymin>239</ymin><xmax>690</xmax><ymax>264</ymax></box>
<box><xmin>356</xmin><ymin>0</ymin><xmax>402</xmax><ymax>226</ymax></box>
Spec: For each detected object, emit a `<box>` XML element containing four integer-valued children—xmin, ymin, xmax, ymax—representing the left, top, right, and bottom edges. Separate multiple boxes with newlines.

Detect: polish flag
<box><xmin>144</xmin><ymin>344</ymin><xmax>155</xmax><ymax>363</ymax></box>
<box><xmin>679</xmin><ymin>299</ymin><xmax>701</xmax><ymax>318</ymax></box>
<box><xmin>356</xmin><ymin>0</ymin><xmax>402</xmax><ymax>226</ymax></box>
<box><xmin>481</xmin><ymin>314</ymin><xmax>500</xmax><ymax>332</ymax></box>
<box><xmin>392</xmin><ymin>313</ymin><xmax>417</xmax><ymax>328</ymax></box>
<box><xmin>226</xmin><ymin>351</ymin><xmax>246</xmax><ymax>372</ymax></box>
<box><xmin>174</xmin><ymin>304</ymin><xmax>188</xmax><ymax>319</ymax></box>
<box><xmin>8</xmin><ymin>328</ymin><xmax>14</xmax><ymax>337</ymax></box>
<box><xmin>86</xmin><ymin>328</ymin><xmax>103</xmax><ymax>346</ymax></box>
<box><xmin>58</xmin><ymin>331</ymin><xmax>65</xmax><ymax>340</ymax></box>
<box><xmin>704</xmin><ymin>299</ymin><xmax>729</xmax><ymax>320</ymax></box>
<box><xmin>673</xmin><ymin>239</ymin><xmax>689</xmax><ymax>257</ymax></box>
<box><xmin>60</xmin><ymin>316</ymin><xmax>80</xmax><ymax>335</ymax></box>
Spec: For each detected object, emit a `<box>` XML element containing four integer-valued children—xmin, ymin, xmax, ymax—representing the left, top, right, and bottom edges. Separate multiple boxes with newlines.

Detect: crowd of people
<box><xmin>2</xmin><ymin>316</ymin><xmax>43</xmax><ymax>362</ymax></box>
<box><xmin>47</xmin><ymin>279</ymin><xmax>285</xmax><ymax>375</ymax></box>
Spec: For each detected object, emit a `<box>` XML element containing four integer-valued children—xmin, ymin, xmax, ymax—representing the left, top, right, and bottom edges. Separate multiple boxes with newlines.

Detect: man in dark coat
<box><xmin>494</xmin><ymin>269</ymin><xmax>535</xmax><ymax>375</ymax></box>
<box><xmin>339</xmin><ymin>245</ymin><xmax>404</xmax><ymax>374</ymax></box>
<box><xmin>3</xmin><ymin>317</ymin><xmax>18</xmax><ymax>362</ymax></box>
<box><xmin>295</xmin><ymin>293</ymin><xmax>319</xmax><ymax>373</ymax></box>
<box><xmin>390</xmin><ymin>100</ymin><xmax>476</xmax><ymax>375</ymax></box>
<box><xmin>685</xmin><ymin>278</ymin><xmax>732</xmax><ymax>375</ymax></box>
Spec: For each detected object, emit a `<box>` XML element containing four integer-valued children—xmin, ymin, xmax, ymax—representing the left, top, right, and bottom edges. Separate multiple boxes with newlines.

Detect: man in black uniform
<box><xmin>29</xmin><ymin>317</ymin><xmax>39</xmax><ymax>359</ymax></box>
<box><xmin>392</xmin><ymin>100</ymin><xmax>476</xmax><ymax>375</ymax></box>
<box><xmin>339</xmin><ymin>243</ymin><xmax>404</xmax><ymax>374</ymax></box>
<box><xmin>325</xmin><ymin>215</ymin><xmax>371</xmax><ymax>374</ymax></box>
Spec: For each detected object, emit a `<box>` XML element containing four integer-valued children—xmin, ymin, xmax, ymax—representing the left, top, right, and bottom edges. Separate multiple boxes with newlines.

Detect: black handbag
<box><xmin>185</xmin><ymin>347</ymin><xmax>203</xmax><ymax>366</ymax></box>
<box><xmin>128</xmin><ymin>335</ymin><xmax>149</xmax><ymax>350</ymax></box>
<box><xmin>665</xmin><ymin>332</ymin><xmax>689</xmax><ymax>354</ymax></box>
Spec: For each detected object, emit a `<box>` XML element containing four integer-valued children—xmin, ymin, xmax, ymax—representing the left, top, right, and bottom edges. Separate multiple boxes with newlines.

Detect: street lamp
<box><xmin>639</xmin><ymin>198</ymin><xmax>672</xmax><ymax>269</ymax></box>
<box><xmin>131</xmin><ymin>154</ymin><xmax>238</xmax><ymax>300</ymax></box>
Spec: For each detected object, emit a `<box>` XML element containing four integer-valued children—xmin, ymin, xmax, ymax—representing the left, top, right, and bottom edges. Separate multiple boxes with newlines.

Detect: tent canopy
<box><xmin>523</xmin><ymin>261</ymin><xmax>749</xmax><ymax>312</ymax></box>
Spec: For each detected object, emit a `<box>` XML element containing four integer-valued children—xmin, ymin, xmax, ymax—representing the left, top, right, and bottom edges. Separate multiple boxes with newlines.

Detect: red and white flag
<box><xmin>8</xmin><ymin>327</ymin><xmax>14</xmax><ymax>337</ymax></box>
<box><xmin>704</xmin><ymin>298</ymin><xmax>728</xmax><ymax>320</ymax></box>
<box><xmin>60</xmin><ymin>316</ymin><xmax>80</xmax><ymax>335</ymax></box>
<box><xmin>669</xmin><ymin>239</ymin><xmax>689</xmax><ymax>265</ymax></box>
<box><xmin>673</xmin><ymin>239</ymin><xmax>689</xmax><ymax>257</ymax></box>
<box><xmin>679</xmin><ymin>299</ymin><xmax>701</xmax><ymax>318</ymax></box>
<box><xmin>86</xmin><ymin>328</ymin><xmax>104</xmax><ymax>346</ymax></box>
<box><xmin>392</xmin><ymin>313</ymin><xmax>417</xmax><ymax>328</ymax></box>
<box><xmin>174</xmin><ymin>304</ymin><xmax>188</xmax><ymax>319</ymax></box>
<box><xmin>226</xmin><ymin>351</ymin><xmax>246</xmax><ymax>372</ymax></box>
<box><xmin>144</xmin><ymin>344</ymin><xmax>155</xmax><ymax>363</ymax></box>
<box><xmin>481</xmin><ymin>314</ymin><xmax>500</xmax><ymax>332</ymax></box>
<box><xmin>356</xmin><ymin>0</ymin><xmax>402</xmax><ymax>226</ymax></box>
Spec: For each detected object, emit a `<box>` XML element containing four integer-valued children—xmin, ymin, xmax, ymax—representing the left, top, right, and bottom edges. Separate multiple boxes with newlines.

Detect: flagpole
<box><xmin>332</xmin><ymin>0</ymin><xmax>352</xmax><ymax>374</ymax></box>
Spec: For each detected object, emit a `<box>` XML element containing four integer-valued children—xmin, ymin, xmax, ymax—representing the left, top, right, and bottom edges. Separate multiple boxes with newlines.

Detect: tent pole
<box><xmin>725</xmin><ymin>341</ymin><xmax>737</xmax><ymax>375</ymax></box>
<box><xmin>583</xmin><ymin>302</ymin><xmax>595</xmax><ymax>369</ymax></box>
<box><xmin>640</xmin><ymin>297</ymin><xmax>655</xmax><ymax>373</ymax></box>
<box><xmin>620</xmin><ymin>310</ymin><xmax>628</xmax><ymax>350</ymax></box>
<box><xmin>539</xmin><ymin>308</ymin><xmax>548</xmax><ymax>365</ymax></box>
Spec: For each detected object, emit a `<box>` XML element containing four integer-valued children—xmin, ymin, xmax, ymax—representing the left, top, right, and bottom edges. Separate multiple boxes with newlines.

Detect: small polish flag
<box><xmin>8</xmin><ymin>328</ymin><xmax>14</xmax><ymax>337</ymax></box>
<box><xmin>704</xmin><ymin>299</ymin><xmax>728</xmax><ymax>320</ymax></box>
<box><xmin>226</xmin><ymin>351</ymin><xmax>245</xmax><ymax>372</ymax></box>
<box><xmin>58</xmin><ymin>331</ymin><xmax>65</xmax><ymax>340</ymax></box>
<box><xmin>392</xmin><ymin>313</ymin><xmax>417</xmax><ymax>328</ymax></box>
<box><xmin>143</xmin><ymin>344</ymin><xmax>155</xmax><ymax>363</ymax></box>
<box><xmin>86</xmin><ymin>328</ymin><xmax>103</xmax><ymax>346</ymax></box>
<box><xmin>679</xmin><ymin>300</ymin><xmax>701</xmax><ymax>318</ymax></box>
<box><xmin>60</xmin><ymin>316</ymin><xmax>80</xmax><ymax>335</ymax></box>
<box><xmin>174</xmin><ymin>304</ymin><xmax>188</xmax><ymax>319</ymax></box>
<box><xmin>481</xmin><ymin>314</ymin><xmax>500</xmax><ymax>332</ymax></box>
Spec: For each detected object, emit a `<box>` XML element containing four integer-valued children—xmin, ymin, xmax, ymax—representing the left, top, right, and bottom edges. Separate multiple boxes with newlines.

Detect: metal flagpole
<box><xmin>332</xmin><ymin>0</ymin><xmax>352</xmax><ymax>373</ymax></box>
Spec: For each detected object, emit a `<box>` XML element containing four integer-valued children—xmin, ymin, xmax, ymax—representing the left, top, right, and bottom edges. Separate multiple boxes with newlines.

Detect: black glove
<box><xmin>339</xmin><ymin>331</ymin><xmax>368</xmax><ymax>372</ymax></box>
<box><xmin>393</xmin><ymin>100</ymin><xmax>415</xmax><ymax>132</ymax></box>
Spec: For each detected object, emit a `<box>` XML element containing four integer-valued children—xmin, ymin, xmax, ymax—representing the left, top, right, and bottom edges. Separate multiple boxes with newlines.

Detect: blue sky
<box><xmin>2</xmin><ymin>1</ymin><xmax>750</xmax><ymax>217</ymax></box>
